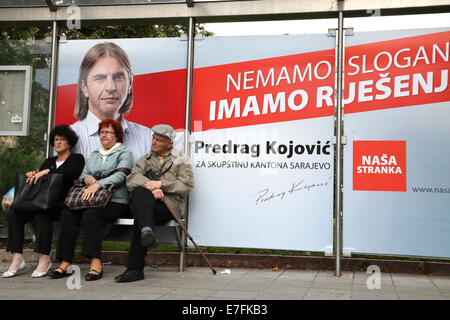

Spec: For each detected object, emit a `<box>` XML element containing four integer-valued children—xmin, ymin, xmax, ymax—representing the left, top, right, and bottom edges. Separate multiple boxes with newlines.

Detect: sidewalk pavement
<box><xmin>0</xmin><ymin>262</ymin><xmax>449</xmax><ymax>300</ymax></box>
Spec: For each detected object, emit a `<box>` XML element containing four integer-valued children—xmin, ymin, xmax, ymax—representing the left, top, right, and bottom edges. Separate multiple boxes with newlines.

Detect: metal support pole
<box><xmin>184</xmin><ymin>17</ymin><xmax>195</xmax><ymax>152</ymax></box>
<box><xmin>180</xmin><ymin>16</ymin><xmax>196</xmax><ymax>272</ymax></box>
<box><xmin>46</xmin><ymin>20</ymin><xmax>59</xmax><ymax>158</ymax></box>
<box><xmin>335</xmin><ymin>10</ymin><xmax>344</xmax><ymax>277</ymax></box>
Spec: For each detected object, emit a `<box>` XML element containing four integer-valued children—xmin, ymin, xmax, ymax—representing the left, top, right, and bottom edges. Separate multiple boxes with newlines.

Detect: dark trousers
<box><xmin>6</xmin><ymin>207</ymin><xmax>58</xmax><ymax>255</ymax></box>
<box><xmin>126</xmin><ymin>186</ymin><xmax>173</xmax><ymax>270</ymax></box>
<box><xmin>56</xmin><ymin>201</ymin><xmax>129</xmax><ymax>263</ymax></box>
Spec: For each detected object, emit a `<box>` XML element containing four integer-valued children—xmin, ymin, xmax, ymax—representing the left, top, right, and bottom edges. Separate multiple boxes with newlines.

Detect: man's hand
<box><xmin>84</xmin><ymin>175</ymin><xmax>98</xmax><ymax>186</ymax></box>
<box><xmin>144</xmin><ymin>180</ymin><xmax>162</xmax><ymax>191</ymax></box>
<box><xmin>151</xmin><ymin>189</ymin><xmax>164</xmax><ymax>200</ymax></box>
<box><xmin>81</xmin><ymin>183</ymin><xmax>101</xmax><ymax>200</ymax></box>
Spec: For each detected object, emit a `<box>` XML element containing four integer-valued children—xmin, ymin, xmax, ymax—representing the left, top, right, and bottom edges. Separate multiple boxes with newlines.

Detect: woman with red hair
<box><xmin>49</xmin><ymin>119</ymin><xmax>133</xmax><ymax>281</ymax></box>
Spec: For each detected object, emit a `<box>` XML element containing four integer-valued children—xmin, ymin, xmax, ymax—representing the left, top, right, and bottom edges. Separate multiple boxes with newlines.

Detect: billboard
<box><xmin>188</xmin><ymin>34</ymin><xmax>336</xmax><ymax>251</ymax></box>
<box><xmin>342</xmin><ymin>28</ymin><xmax>450</xmax><ymax>258</ymax></box>
<box><xmin>53</xmin><ymin>29</ymin><xmax>450</xmax><ymax>257</ymax></box>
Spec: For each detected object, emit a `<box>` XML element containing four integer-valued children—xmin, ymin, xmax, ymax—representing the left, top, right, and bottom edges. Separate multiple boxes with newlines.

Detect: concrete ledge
<box><xmin>341</xmin><ymin>257</ymin><xmax>450</xmax><ymax>276</ymax></box>
<box><xmin>1</xmin><ymin>249</ymin><xmax>449</xmax><ymax>276</ymax></box>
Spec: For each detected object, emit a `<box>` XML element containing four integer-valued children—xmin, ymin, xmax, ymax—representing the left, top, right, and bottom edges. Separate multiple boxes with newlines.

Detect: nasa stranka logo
<box><xmin>353</xmin><ymin>141</ymin><xmax>406</xmax><ymax>192</ymax></box>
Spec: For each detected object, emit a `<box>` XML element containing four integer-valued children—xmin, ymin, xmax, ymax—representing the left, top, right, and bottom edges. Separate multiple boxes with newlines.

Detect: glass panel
<box><xmin>342</xmin><ymin>13</ymin><xmax>450</xmax><ymax>258</ymax></box>
<box><xmin>53</xmin><ymin>25</ymin><xmax>188</xmax><ymax>244</ymax></box>
<box><xmin>189</xmin><ymin>19</ymin><xmax>337</xmax><ymax>252</ymax></box>
<box><xmin>0</xmin><ymin>0</ymin><xmax>46</xmax><ymax>7</ymax></box>
<box><xmin>0</xmin><ymin>38</ymin><xmax>52</xmax><ymax>239</ymax></box>
<box><xmin>0</xmin><ymin>66</ymin><xmax>32</xmax><ymax>135</ymax></box>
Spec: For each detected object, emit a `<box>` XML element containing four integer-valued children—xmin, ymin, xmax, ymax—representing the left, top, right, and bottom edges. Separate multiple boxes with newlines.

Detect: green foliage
<box><xmin>14</xmin><ymin>82</ymin><xmax>49</xmax><ymax>155</ymax></box>
<box><xmin>62</xmin><ymin>23</ymin><xmax>213</xmax><ymax>39</ymax></box>
<box><xmin>0</xmin><ymin>148</ymin><xmax>44</xmax><ymax>196</ymax></box>
<box><xmin>63</xmin><ymin>24</ymin><xmax>185</xmax><ymax>39</ymax></box>
<box><xmin>0</xmin><ymin>26</ymin><xmax>52</xmax><ymax>41</ymax></box>
<box><xmin>1</xmin><ymin>23</ymin><xmax>213</xmax><ymax>42</ymax></box>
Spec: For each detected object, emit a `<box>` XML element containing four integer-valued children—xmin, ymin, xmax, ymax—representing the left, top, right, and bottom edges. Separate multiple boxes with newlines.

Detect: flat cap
<box><xmin>151</xmin><ymin>124</ymin><xmax>176</xmax><ymax>141</ymax></box>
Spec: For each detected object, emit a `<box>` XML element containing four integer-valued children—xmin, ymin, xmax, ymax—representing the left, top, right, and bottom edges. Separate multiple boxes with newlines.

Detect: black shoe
<box><xmin>48</xmin><ymin>267</ymin><xmax>72</xmax><ymax>279</ymax></box>
<box><xmin>114</xmin><ymin>269</ymin><xmax>144</xmax><ymax>283</ymax></box>
<box><xmin>141</xmin><ymin>229</ymin><xmax>158</xmax><ymax>248</ymax></box>
<box><xmin>85</xmin><ymin>269</ymin><xmax>103</xmax><ymax>281</ymax></box>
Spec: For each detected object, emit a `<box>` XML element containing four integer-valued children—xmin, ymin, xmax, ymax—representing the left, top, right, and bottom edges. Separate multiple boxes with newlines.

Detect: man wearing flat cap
<box><xmin>115</xmin><ymin>124</ymin><xmax>194</xmax><ymax>283</ymax></box>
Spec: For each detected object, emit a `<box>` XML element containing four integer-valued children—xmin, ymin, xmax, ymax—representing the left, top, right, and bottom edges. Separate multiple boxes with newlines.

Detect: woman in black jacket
<box><xmin>2</xmin><ymin>125</ymin><xmax>84</xmax><ymax>279</ymax></box>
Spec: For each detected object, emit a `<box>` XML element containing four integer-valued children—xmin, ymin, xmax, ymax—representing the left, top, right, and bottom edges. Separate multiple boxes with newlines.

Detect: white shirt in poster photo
<box><xmin>70</xmin><ymin>111</ymin><xmax>184</xmax><ymax>164</ymax></box>
<box><xmin>70</xmin><ymin>110</ymin><xmax>152</xmax><ymax>164</ymax></box>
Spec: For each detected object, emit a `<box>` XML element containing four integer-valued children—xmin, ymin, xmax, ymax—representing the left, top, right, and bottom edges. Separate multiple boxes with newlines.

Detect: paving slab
<box><xmin>209</xmin><ymin>289</ymin><xmax>260</xmax><ymax>300</ymax></box>
<box><xmin>351</xmin><ymin>290</ymin><xmax>399</xmax><ymax>300</ymax></box>
<box><xmin>439</xmin><ymin>288</ymin><xmax>450</xmax><ymax>299</ymax></box>
<box><xmin>268</xmin><ymin>279</ymin><xmax>314</xmax><ymax>292</ymax></box>
<box><xmin>276</xmin><ymin>269</ymin><xmax>318</xmax><ymax>281</ymax></box>
<box><xmin>255</xmin><ymin>291</ymin><xmax>306</xmax><ymax>300</ymax></box>
<box><xmin>304</xmin><ymin>288</ymin><xmax>352</xmax><ymax>300</ymax></box>
<box><xmin>258</xmin><ymin>286</ymin><xmax>309</xmax><ymax>297</ymax></box>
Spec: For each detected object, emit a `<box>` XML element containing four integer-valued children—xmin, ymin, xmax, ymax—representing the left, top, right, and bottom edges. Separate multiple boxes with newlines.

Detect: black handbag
<box><xmin>12</xmin><ymin>173</ymin><xmax>64</xmax><ymax>212</ymax></box>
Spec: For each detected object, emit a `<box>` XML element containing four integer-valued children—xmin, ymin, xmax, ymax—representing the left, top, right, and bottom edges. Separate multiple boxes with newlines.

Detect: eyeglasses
<box><xmin>99</xmin><ymin>130</ymin><xmax>115</xmax><ymax>136</ymax></box>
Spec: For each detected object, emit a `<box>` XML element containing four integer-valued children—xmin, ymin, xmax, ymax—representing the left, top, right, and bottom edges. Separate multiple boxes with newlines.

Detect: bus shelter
<box><xmin>1</xmin><ymin>0</ymin><xmax>449</xmax><ymax>276</ymax></box>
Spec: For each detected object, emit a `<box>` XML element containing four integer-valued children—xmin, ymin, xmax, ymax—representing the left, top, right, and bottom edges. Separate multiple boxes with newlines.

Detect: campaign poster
<box><xmin>342</xmin><ymin>28</ymin><xmax>450</xmax><ymax>258</ymax></box>
<box><xmin>188</xmin><ymin>34</ymin><xmax>336</xmax><ymax>251</ymax></box>
<box><xmin>55</xmin><ymin>38</ymin><xmax>187</xmax><ymax>162</ymax></box>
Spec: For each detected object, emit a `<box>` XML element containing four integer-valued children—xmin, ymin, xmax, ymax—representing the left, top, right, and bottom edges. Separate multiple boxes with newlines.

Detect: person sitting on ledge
<box><xmin>49</xmin><ymin>119</ymin><xmax>133</xmax><ymax>281</ymax></box>
<box><xmin>3</xmin><ymin>125</ymin><xmax>84</xmax><ymax>279</ymax></box>
<box><xmin>115</xmin><ymin>124</ymin><xmax>194</xmax><ymax>283</ymax></box>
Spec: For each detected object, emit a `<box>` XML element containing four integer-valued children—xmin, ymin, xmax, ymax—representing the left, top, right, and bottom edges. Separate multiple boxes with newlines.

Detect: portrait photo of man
<box><xmin>70</xmin><ymin>42</ymin><xmax>154</xmax><ymax>164</ymax></box>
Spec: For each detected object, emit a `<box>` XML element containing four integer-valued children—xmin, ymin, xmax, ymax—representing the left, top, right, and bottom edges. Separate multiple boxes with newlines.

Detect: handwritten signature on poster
<box><xmin>252</xmin><ymin>177</ymin><xmax>331</xmax><ymax>206</ymax></box>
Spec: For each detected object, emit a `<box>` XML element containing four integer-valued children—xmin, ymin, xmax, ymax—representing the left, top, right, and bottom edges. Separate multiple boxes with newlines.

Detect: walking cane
<box><xmin>163</xmin><ymin>199</ymin><xmax>217</xmax><ymax>275</ymax></box>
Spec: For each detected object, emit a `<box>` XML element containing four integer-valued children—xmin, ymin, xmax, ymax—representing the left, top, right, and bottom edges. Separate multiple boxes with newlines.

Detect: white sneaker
<box><xmin>2</xmin><ymin>260</ymin><xmax>27</xmax><ymax>278</ymax></box>
<box><xmin>31</xmin><ymin>260</ymin><xmax>52</xmax><ymax>278</ymax></box>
